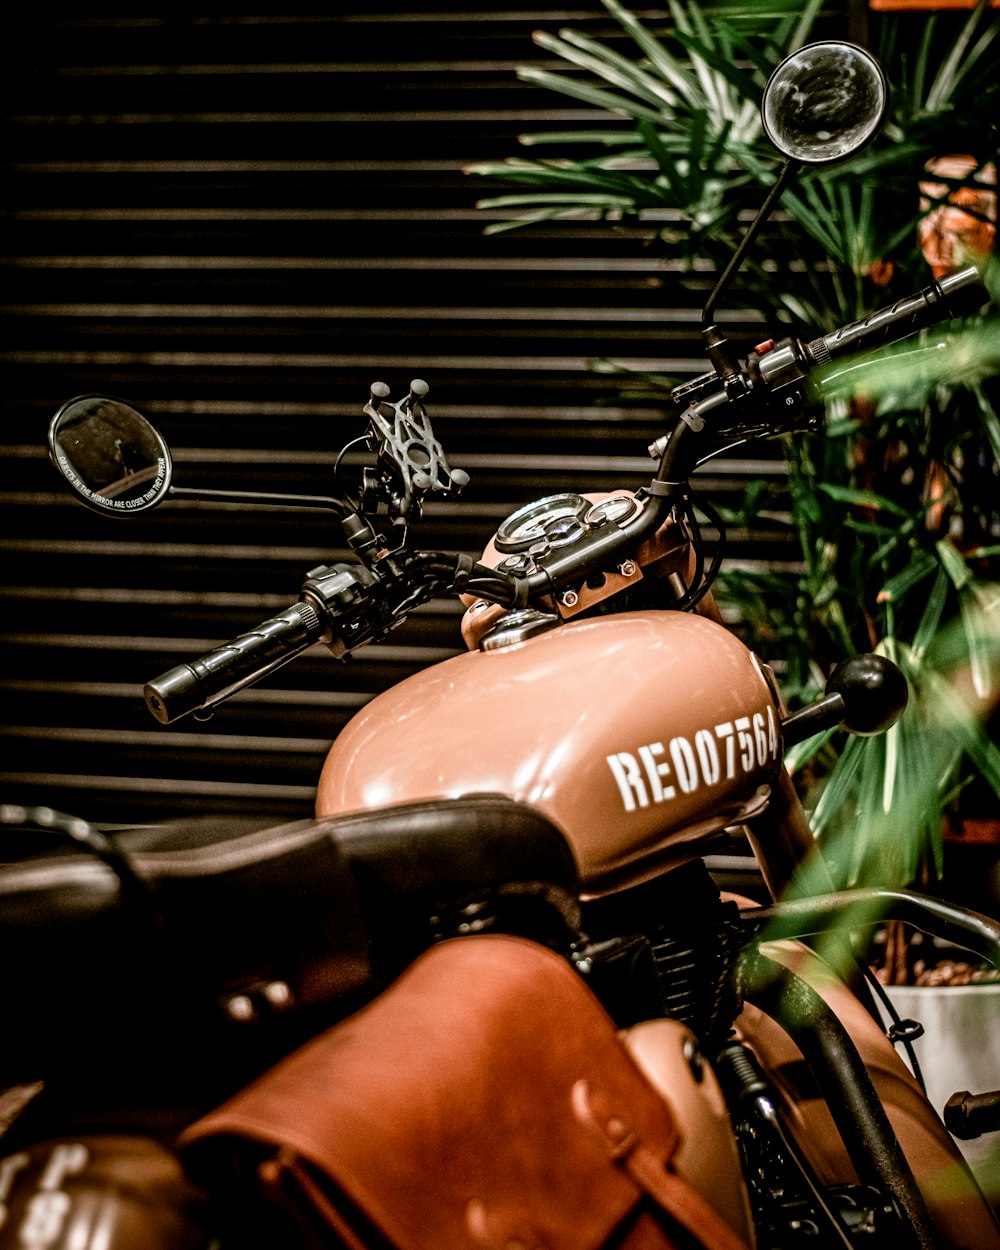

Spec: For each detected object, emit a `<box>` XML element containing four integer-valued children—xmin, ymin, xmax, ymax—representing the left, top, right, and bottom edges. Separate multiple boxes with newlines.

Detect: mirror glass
<box><xmin>762</xmin><ymin>42</ymin><xmax>887</xmax><ymax>166</ymax></box>
<box><xmin>48</xmin><ymin>395</ymin><xmax>172</xmax><ymax>515</ymax></box>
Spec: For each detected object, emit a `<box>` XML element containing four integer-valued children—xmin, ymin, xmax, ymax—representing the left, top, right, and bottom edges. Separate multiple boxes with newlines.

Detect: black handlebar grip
<box><xmin>144</xmin><ymin>600</ymin><xmax>323</xmax><ymax>724</ymax></box>
<box><xmin>805</xmin><ymin>265</ymin><xmax>990</xmax><ymax>366</ymax></box>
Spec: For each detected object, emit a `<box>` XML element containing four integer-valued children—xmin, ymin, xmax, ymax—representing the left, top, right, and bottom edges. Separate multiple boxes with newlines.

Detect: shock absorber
<box><xmin>715</xmin><ymin>1042</ymin><xmax>894</xmax><ymax>1248</ymax></box>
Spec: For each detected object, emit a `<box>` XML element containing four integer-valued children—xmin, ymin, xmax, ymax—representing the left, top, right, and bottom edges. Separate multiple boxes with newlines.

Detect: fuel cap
<box><xmin>479</xmin><ymin>609</ymin><xmax>561</xmax><ymax>652</ymax></box>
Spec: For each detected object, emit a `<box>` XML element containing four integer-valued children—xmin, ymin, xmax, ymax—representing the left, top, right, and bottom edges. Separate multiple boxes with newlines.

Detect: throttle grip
<box><xmin>145</xmin><ymin>601</ymin><xmax>324</xmax><ymax>724</ymax></box>
<box><xmin>804</xmin><ymin>265</ymin><xmax>989</xmax><ymax>365</ymax></box>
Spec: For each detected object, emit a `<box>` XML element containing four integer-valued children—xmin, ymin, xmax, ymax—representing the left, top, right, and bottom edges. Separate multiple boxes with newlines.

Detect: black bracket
<box><xmin>887</xmin><ymin>1018</ymin><xmax>925</xmax><ymax>1046</ymax></box>
<box><xmin>361</xmin><ymin>380</ymin><xmax>469</xmax><ymax>536</ymax></box>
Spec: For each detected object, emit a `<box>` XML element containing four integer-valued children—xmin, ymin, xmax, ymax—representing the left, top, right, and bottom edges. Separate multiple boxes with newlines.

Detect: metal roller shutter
<box><xmin>1</xmin><ymin>6</ymin><xmax>798</xmax><ymax>824</ymax></box>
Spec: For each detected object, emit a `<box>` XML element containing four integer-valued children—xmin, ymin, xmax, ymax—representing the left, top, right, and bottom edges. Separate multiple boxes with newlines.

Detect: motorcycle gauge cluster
<box><xmin>495</xmin><ymin>493</ymin><xmax>589</xmax><ymax>554</ymax></box>
<box><xmin>583</xmin><ymin>495</ymin><xmax>638</xmax><ymax>527</ymax></box>
<box><xmin>494</xmin><ymin>492</ymin><xmax>639</xmax><ymax>575</ymax></box>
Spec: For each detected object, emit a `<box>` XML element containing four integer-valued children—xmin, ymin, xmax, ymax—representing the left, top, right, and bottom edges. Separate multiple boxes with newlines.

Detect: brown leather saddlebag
<box><xmin>181</xmin><ymin>934</ymin><xmax>749</xmax><ymax>1250</ymax></box>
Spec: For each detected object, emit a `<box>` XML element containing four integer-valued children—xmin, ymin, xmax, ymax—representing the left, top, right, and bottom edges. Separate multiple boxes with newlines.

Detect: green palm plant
<box><xmin>469</xmin><ymin>0</ymin><xmax>824</xmax><ymax>255</ymax></box>
<box><xmin>780</xmin><ymin>304</ymin><xmax>1000</xmax><ymax>892</ymax></box>
<box><xmin>752</xmin><ymin>0</ymin><xmax>1000</xmax><ymax>882</ymax></box>
<box><xmin>470</xmin><ymin>0</ymin><xmax>1000</xmax><ymax>901</ymax></box>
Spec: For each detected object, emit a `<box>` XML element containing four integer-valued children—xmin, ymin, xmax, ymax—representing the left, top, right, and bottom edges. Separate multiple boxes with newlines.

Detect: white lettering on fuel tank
<box><xmin>0</xmin><ymin>1153</ymin><xmax>30</xmax><ymax>1231</ymax></box>
<box><xmin>13</xmin><ymin>1142</ymin><xmax>88</xmax><ymax>1249</ymax></box>
<box><xmin>607</xmin><ymin>751</ymin><xmax>650</xmax><ymax>811</ymax></box>
<box><xmin>607</xmin><ymin>706</ymin><xmax>780</xmax><ymax>813</ymax></box>
<box><xmin>638</xmin><ymin>743</ymin><xmax>675</xmax><ymax>803</ymax></box>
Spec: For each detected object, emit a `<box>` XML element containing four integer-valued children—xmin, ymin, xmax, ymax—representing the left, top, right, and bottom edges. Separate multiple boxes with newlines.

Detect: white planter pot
<box><xmin>882</xmin><ymin>983</ymin><xmax>1000</xmax><ymax>1208</ymax></box>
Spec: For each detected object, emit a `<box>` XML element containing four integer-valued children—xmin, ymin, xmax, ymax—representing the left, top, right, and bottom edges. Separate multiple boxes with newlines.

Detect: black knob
<box><xmin>825</xmin><ymin>654</ymin><xmax>908</xmax><ymax>735</ymax></box>
<box><xmin>945</xmin><ymin>1089</ymin><xmax>1000</xmax><ymax>1141</ymax></box>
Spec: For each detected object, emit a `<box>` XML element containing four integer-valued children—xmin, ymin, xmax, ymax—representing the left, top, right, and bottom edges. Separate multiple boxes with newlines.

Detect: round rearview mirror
<box><xmin>762</xmin><ymin>42</ymin><xmax>887</xmax><ymax>166</ymax></box>
<box><xmin>48</xmin><ymin>395</ymin><xmax>172</xmax><ymax>516</ymax></box>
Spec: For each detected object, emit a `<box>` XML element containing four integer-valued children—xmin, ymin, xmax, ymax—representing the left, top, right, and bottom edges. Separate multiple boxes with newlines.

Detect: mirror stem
<box><xmin>700</xmin><ymin>159</ymin><xmax>798</xmax><ymax>376</ymax></box>
<box><xmin>168</xmin><ymin>486</ymin><xmax>381</xmax><ymax>564</ymax></box>
<box><xmin>170</xmin><ymin>485</ymin><xmax>356</xmax><ymax>515</ymax></box>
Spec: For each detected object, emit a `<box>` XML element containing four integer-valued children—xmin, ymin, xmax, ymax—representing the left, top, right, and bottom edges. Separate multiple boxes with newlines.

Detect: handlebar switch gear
<box><xmin>301</xmin><ymin>564</ymin><xmax>379</xmax><ymax>657</ymax></box>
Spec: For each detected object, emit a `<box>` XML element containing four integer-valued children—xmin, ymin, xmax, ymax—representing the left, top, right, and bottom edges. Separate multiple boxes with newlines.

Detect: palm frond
<box><xmin>533</xmin><ymin>27</ymin><xmax>678</xmax><ymax>111</ymax></box>
<box><xmin>515</xmin><ymin>65</ymin><xmax>666</xmax><ymax>124</ymax></box>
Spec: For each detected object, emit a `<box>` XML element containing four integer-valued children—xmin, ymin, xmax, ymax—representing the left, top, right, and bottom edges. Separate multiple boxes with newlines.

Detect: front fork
<box><xmin>725</xmin><ymin>774</ymin><xmax>1000</xmax><ymax>1249</ymax></box>
<box><xmin>728</xmin><ymin>953</ymin><xmax>942</xmax><ymax>1250</ymax></box>
<box><xmin>716</xmin><ymin>1039</ymin><xmax>901</xmax><ymax>1249</ymax></box>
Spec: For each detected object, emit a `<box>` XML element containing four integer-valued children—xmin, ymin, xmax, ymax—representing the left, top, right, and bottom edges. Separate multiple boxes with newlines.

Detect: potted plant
<box><xmin>468</xmin><ymin>0</ymin><xmax>1000</xmax><ymax>902</ymax></box>
<box><xmin>469</xmin><ymin>0</ymin><xmax>1000</xmax><ymax>1199</ymax></box>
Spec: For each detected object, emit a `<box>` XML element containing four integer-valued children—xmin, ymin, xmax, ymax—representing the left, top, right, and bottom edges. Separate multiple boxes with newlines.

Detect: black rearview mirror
<box><xmin>762</xmin><ymin>41</ymin><xmax>888</xmax><ymax>167</ymax></box>
<box><xmin>48</xmin><ymin>395</ymin><xmax>173</xmax><ymax>516</ymax></box>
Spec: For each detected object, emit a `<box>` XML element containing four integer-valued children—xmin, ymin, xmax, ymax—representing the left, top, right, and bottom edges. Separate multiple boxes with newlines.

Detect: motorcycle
<box><xmin>3</xmin><ymin>39</ymin><xmax>999</xmax><ymax>1250</ymax></box>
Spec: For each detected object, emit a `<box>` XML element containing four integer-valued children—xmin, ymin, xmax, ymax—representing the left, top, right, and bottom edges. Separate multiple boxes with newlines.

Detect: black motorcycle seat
<box><xmin>0</xmin><ymin>795</ymin><xmax>578</xmax><ymax>1100</ymax></box>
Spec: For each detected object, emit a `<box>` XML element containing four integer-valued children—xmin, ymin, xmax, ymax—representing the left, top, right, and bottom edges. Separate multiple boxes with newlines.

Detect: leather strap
<box><xmin>259</xmin><ymin>1150</ymin><xmax>370</xmax><ymax>1250</ymax></box>
<box><xmin>572</xmin><ymin>1080</ymin><xmax>751</xmax><ymax>1250</ymax></box>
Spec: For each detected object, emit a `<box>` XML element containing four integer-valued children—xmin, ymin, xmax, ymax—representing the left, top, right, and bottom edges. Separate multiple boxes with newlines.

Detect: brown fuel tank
<box><xmin>316</xmin><ymin>611</ymin><xmax>782</xmax><ymax>895</ymax></box>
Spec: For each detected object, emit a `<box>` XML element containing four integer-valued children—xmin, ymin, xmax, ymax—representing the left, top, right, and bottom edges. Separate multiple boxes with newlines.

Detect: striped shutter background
<box><xmin>1</xmin><ymin>6</ymin><xmax>804</xmax><ymax>826</ymax></box>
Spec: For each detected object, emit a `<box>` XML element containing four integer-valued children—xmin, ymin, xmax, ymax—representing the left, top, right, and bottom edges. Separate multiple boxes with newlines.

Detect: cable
<box><xmin>673</xmin><ymin>490</ymin><xmax>727</xmax><ymax>611</ymax></box>
<box><xmin>334</xmin><ymin>434</ymin><xmax>369</xmax><ymax>485</ymax></box>
<box><xmin>855</xmin><ymin>956</ymin><xmax>927</xmax><ymax>1092</ymax></box>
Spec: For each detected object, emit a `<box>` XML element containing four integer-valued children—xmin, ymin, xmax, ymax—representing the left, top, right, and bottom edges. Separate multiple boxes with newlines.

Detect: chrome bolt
<box><xmin>262</xmin><ymin>980</ymin><xmax>293</xmax><ymax>1010</ymax></box>
<box><xmin>560</xmin><ymin>589</ymin><xmax>579</xmax><ymax>608</ymax></box>
<box><xmin>618</xmin><ymin>560</ymin><xmax>637</xmax><ymax>577</ymax></box>
<box><xmin>223</xmin><ymin>994</ymin><xmax>256</xmax><ymax>1023</ymax></box>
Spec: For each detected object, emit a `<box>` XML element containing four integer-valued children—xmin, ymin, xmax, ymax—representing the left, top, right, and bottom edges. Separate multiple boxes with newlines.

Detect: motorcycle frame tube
<box><xmin>739</xmin><ymin>767</ymin><xmax>894</xmax><ymax>1020</ymax></box>
<box><xmin>746</xmin><ymin>953</ymin><xmax>947</xmax><ymax>1250</ymax></box>
<box><xmin>742</xmin><ymin>889</ymin><xmax>1000</xmax><ymax>972</ymax></box>
<box><xmin>743</xmin><ymin>767</ymin><xmax>836</xmax><ymax>902</ymax></box>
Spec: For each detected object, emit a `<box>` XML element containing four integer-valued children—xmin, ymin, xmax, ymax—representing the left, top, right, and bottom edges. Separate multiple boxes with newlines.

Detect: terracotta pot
<box><xmin>918</xmin><ymin>155</ymin><xmax>996</xmax><ymax>278</ymax></box>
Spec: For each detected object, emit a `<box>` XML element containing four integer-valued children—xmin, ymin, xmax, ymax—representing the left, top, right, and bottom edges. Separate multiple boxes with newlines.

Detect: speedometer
<box><xmin>494</xmin><ymin>493</ymin><xmax>590</xmax><ymax>554</ymax></box>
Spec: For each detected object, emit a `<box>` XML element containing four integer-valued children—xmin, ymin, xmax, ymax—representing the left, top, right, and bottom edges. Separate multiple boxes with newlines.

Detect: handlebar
<box><xmin>143</xmin><ymin>554</ymin><xmax>506</xmax><ymax>724</ymax></box>
<box><xmin>144</xmin><ymin>265</ymin><xmax>992</xmax><ymax>724</ymax></box>
<box><xmin>145</xmin><ymin>601</ymin><xmax>325</xmax><ymax>724</ymax></box>
<box><xmin>674</xmin><ymin>265</ymin><xmax>990</xmax><ymax>456</ymax></box>
<box><xmin>802</xmin><ymin>266</ymin><xmax>989</xmax><ymax>367</ymax></box>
